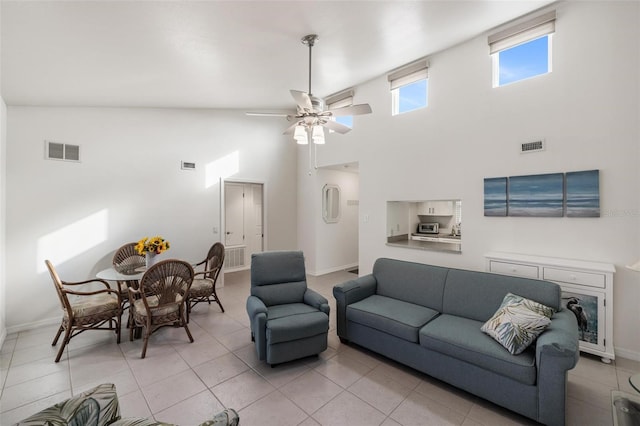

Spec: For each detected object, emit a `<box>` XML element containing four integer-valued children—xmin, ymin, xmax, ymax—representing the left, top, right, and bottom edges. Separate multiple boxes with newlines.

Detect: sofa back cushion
<box><xmin>442</xmin><ymin>268</ymin><xmax>561</xmax><ymax>322</ymax></box>
<box><xmin>373</xmin><ymin>258</ymin><xmax>448</xmax><ymax>312</ymax></box>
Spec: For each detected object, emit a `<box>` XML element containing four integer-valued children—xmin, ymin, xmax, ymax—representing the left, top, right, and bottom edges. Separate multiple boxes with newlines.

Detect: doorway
<box><xmin>222</xmin><ymin>181</ymin><xmax>264</xmax><ymax>271</ymax></box>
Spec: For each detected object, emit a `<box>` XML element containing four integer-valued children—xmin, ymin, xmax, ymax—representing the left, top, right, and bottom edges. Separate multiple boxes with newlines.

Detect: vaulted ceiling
<box><xmin>1</xmin><ymin>1</ymin><xmax>555</xmax><ymax>110</ymax></box>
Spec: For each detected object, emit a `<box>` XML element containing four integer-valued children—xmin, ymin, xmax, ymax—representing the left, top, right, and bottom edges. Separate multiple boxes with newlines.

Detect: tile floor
<box><xmin>1</xmin><ymin>269</ymin><xmax>639</xmax><ymax>425</ymax></box>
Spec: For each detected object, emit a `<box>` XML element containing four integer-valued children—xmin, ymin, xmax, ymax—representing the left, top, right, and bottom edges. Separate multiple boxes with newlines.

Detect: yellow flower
<box><xmin>134</xmin><ymin>236</ymin><xmax>170</xmax><ymax>255</ymax></box>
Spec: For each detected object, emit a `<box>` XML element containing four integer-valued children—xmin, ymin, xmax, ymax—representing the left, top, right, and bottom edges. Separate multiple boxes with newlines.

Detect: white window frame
<box><xmin>388</xmin><ymin>60</ymin><xmax>429</xmax><ymax>115</ymax></box>
<box><xmin>489</xmin><ymin>10</ymin><xmax>556</xmax><ymax>87</ymax></box>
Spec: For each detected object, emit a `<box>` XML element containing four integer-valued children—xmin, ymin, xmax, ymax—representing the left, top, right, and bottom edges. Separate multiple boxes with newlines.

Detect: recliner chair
<box><xmin>246</xmin><ymin>251</ymin><xmax>329</xmax><ymax>365</ymax></box>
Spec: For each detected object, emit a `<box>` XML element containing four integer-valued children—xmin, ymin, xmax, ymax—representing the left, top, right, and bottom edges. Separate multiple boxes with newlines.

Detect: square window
<box><xmin>392</xmin><ymin>79</ymin><xmax>428</xmax><ymax>115</ymax></box>
<box><xmin>493</xmin><ymin>35</ymin><xmax>551</xmax><ymax>87</ymax></box>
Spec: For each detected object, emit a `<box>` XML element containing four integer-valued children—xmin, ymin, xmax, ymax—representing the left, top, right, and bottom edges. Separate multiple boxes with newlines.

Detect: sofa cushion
<box><xmin>481</xmin><ymin>301</ymin><xmax>551</xmax><ymax>355</ymax></box>
<box><xmin>267</xmin><ymin>303</ymin><xmax>319</xmax><ymax>320</ymax></box>
<box><xmin>347</xmin><ymin>295</ymin><xmax>440</xmax><ymax>343</ymax></box>
<box><xmin>442</xmin><ymin>268</ymin><xmax>561</xmax><ymax>322</ymax></box>
<box><xmin>266</xmin><ymin>310</ymin><xmax>328</xmax><ymax>344</ymax></box>
<box><xmin>419</xmin><ymin>314</ymin><xmax>537</xmax><ymax>385</ymax></box>
<box><xmin>373</xmin><ymin>258</ymin><xmax>448</xmax><ymax>312</ymax></box>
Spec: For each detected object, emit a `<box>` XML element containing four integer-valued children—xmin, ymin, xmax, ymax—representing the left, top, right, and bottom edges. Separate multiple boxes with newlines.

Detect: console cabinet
<box><xmin>485</xmin><ymin>252</ymin><xmax>616</xmax><ymax>363</ymax></box>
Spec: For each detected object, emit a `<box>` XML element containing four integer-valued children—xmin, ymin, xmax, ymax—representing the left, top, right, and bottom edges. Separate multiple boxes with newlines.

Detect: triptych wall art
<box><xmin>484</xmin><ymin>170</ymin><xmax>600</xmax><ymax>218</ymax></box>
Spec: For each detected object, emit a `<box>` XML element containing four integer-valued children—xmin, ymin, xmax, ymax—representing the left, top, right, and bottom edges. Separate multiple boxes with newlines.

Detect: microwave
<box><xmin>417</xmin><ymin>222</ymin><xmax>439</xmax><ymax>234</ymax></box>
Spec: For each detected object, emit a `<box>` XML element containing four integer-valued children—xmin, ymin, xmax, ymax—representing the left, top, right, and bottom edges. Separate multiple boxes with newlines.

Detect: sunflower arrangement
<box><xmin>135</xmin><ymin>236</ymin><xmax>170</xmax><ymax>255</ymax></box>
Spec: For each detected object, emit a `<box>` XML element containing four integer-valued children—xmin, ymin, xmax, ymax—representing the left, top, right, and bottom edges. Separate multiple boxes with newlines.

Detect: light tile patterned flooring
<box><xmin>1</xmin><ymin>269</ymin><xmax>639</xmax><ymax>425</ymax></box>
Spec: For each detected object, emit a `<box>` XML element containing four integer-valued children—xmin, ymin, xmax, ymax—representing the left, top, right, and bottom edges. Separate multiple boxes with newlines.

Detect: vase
<box><xmin>145</xmin><ymin>252</ymin><xmax>157</xmax><ymax>269</ymax></box>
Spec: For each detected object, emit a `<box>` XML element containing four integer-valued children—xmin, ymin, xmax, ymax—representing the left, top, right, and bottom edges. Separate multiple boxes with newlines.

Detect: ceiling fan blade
<box><xmin>328</xmin><ymin>103</ymin><xmax>372</xmax><ymax>117</ymax></box>
<box><xmin>290</xmin><ymin>90</ymin><xmax>313</xmax><ymax>111</ymax></box>
<box><xmin>322</xmin><ymin>120</ymin><xmax>352</xmax><ymax>134</ymax></box>
<box><xmin>283</xmin><ymin>122</ymin><xmax>300</xmax><ymax>135</ymax></box>
<box><xmin>245</xmin><ymin>112</ymin><xmax>290</xmax><ymax>117</ymax></box>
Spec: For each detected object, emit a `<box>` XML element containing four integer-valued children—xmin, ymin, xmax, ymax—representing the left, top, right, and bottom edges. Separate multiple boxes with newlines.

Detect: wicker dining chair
<box><xmin>128</xmin><ymin>259</ymin><xmax>194</xmax><ymax>358</ymax></box>
<box><xmin>112</xmin><ymin>242</ymin><xmax>145</xmax><ymax>312</ymax></box>
<box><xmin>187</xmin><ymin>242</ymin><xmax>225</xmax><ymax>321</ymax></box>
<box><xmin>45</xmin><ymin>260</ymin><xmax>122</xmax><ymax>363</ymax></box>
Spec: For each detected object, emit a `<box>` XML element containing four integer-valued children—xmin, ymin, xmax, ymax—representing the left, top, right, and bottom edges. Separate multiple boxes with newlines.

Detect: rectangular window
<box><xmin>326</xmin><ymin>89</ymin><xmax>354</xmax><ymax>131</ymax></box>
<box><xmin>489</xmin><ymin>10</ymin><xmax>555</xmax><ymax>87</ymax></box>
<box><xmin>388</xmin><ymin>60</ymin><xmax>428</xmax><ymax>115</ymax></box>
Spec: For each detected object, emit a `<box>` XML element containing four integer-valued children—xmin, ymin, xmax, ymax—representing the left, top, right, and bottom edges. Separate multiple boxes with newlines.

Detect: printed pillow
<box><xmin>500</xmin><ymin>293</ymin><xmax>556</xmax><ymax>318</ymax></box>
<box><xmin>481</xmin><ymin>302</ymin><xmax>551</xmax><ymax>355</ymax></box>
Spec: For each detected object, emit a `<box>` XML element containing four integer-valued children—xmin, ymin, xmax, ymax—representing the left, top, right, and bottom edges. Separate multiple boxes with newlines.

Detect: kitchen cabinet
<box><xmin>418</xmin><ymin>201</ymin><xmax>454</xmax><ymax>216</ymax></box>
<box><xmin>485</xmin><ymin>252</ymin><xmax>615</xmax><ymax>363</ymax></box>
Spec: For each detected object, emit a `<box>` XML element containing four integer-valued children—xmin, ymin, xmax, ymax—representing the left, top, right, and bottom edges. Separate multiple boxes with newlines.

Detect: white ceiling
<box><xmin>1</xmin><ymin>1</ymin><xmax>555</xmax><ymax>110</ymax></box>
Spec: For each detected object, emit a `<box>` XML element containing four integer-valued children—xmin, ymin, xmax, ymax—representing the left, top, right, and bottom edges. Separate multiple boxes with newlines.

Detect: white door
<box><xmin>249</xmin><ymin>184</ymin><xmax>264</xmax><ymax>254</ymax></box>
<box><xmin>225</xmin><ymin>183</ymin><xmax>245</xmax><ymax>246</ymax></box>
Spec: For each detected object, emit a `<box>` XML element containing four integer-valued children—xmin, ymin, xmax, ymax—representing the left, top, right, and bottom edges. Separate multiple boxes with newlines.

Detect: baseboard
<box><xmin>614</xmin><ymin>346</ymin><xmax>640</xmax><ymax>362</ymax></box>
<box><xmin>308</xmin><ymin>262</ymin><xmax>358</xmax><ymax>277</ymax></box>
<box><xmin>6</xmin><ymin>317</ymin><xmax>60</xmax><ymax>335</ymax></box>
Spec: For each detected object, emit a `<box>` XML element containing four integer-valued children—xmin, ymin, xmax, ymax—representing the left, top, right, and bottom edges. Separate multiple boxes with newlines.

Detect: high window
<box><xmin>489</xmin><ymin>10</ymin><xmax>556</xmax><ymax>87</ymax></box>
<box><xmin>326</xmin><ymin>90</ymin><xmax>354</xmax><ymax>130</ymax></box>
<box><xmin>388</xmin><ymin>60</ymin><xmax>428</xmax><ymax>115</ymax></box>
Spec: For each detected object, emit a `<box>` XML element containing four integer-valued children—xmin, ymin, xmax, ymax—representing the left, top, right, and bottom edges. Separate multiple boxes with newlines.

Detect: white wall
<box><xmin>312</xmin><ymin>2</ymin><xmax>640</xmax><ymax>358</ymax></box>
<box><xmin>0</xmin><ymin>1</ymin><xmax>6</xmax><ymax>346</ymax></box>
<box><xmin>5</xmin><ymin>107</ymin><xmax>297</xmax><ymax>331</ymax></box>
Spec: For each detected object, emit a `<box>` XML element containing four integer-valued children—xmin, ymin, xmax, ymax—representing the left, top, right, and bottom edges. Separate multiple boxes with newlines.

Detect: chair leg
<box><xmin>213</xmin><ymin>289</ymin><xmax>225</xmax><ymax>312</ymax></box>
<box><xmin>52</xmin><ymin>325</ymin><xmax>64</xmax><ymax>346</ymax></box>
<box><xmin>182</xmin><ymin>311</ymin><xmax>194</xmax><ymax>343</ymax></box>
<box><xmin>55</xmin><ymin>327</ymin><xmax>71</xmax><ymax>363</ymax></box>
<box><xmin>115</xmin><ymin>314</ymin><xmax>121</xmax><ymax>344</ymax></box>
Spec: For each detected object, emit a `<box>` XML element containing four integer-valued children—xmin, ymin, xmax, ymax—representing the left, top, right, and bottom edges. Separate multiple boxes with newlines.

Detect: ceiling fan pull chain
<box><xmin>308</xmin><ymin>134</ymin><xmax>313</xmax><ymax>176</ymax></box>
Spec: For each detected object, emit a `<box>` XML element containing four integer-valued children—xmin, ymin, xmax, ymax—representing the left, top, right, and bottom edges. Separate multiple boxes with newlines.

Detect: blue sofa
<box><xmin>333</xmin><ymin>258</ymin><xmax>579</xmax><ymax>426</ymax></box>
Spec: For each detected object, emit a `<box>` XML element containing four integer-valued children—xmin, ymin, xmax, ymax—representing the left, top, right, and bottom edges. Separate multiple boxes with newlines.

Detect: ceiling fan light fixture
<box><xmin>312</xmin><ymin>125</ymin><xmax>325</xmax><ymax>144</ymax></box>
<box><xmin>294</xmin><ymin>125</ymin><xmax>308</xmax><ymax>144</ymax></box>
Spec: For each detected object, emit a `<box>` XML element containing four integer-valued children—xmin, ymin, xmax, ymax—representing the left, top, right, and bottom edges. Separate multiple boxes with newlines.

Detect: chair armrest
<box><xmin>333</xmin><ymin>275</ymin><xmax>377</xmax><ymax>339</ymax></box>
<box><xmin>246</xmin><ymin>296</ymin><xmax>268</xmax><ymax>360</ymax></box>
<box><xmin>304</xmin><ymin>288</ymin><xmax>329</xmax><ymax>315</ymax></box>
<box><xmin>63</xmin><ymin>278</ymin><xmax>112</xmax><ymax>290</ymax></box>
<box><xmin>535</xmin><ymin>308</ymin><xmax>580</xmax><ymax>425</ymax></box>
<box><xmin>193</xmin><ymin>268</ymin><xmax>220</xmax><ymax>279</ymax></box>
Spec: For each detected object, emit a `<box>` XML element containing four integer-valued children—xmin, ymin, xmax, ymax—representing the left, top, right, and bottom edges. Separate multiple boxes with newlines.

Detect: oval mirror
<box><xmin>323</xmin><ymin>184</ymin><xmax>341</xmax><ymax>223</ymax></box>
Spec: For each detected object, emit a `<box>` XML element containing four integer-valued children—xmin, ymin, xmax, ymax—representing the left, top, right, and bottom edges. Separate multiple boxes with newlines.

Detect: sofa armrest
<box><xmin>304</xmin><ymin>288</ymin><xmax>330</xmax><ymax>315</ymax></box>
<box><xmin>332</xmin><ymin>274</ymin><xmax>377</xmax><ymax>339</ymax></box>
<box><xmin>535</xmin><ymin>308</ymin><xmax>579</xmax><ymax>426</ymax></box>
<box><xmin>246</xmin><ymin>296</ymin><xmax>268</xmax><ymax>360</ymax></box>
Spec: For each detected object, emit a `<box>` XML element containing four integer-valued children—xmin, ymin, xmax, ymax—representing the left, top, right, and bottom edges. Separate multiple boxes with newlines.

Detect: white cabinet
<box><xmin>418</xmin><ymin>201</ymin><xmax>454</xmax><ymax>216</ymax></box>
<box><xmin>485</xmin><ymin>252</ymin><xmax>616</xmax><ymax>363</ymax></box>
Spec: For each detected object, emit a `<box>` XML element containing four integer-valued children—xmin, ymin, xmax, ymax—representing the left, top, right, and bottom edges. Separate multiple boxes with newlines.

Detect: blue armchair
<box><xmin>246</xmin><ymin>251</ymin><xmax>330</xmax><ymax>365</ymax></box>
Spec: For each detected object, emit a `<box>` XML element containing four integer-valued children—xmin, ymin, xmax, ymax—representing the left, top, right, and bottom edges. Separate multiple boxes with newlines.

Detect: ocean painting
<box><xmin>484</xmin><ymin>177</ymin><xmax>508</xmax><ymax>216</ymax></box>
<box><xmin>566</xmin><ymin>170</ymin><xmax>600</xmax><ymax>217</ymax></box>
<box><xmin>508</xmin><ymin>173</ymin><xmax>564</xmax><ymax>217</ymax></box>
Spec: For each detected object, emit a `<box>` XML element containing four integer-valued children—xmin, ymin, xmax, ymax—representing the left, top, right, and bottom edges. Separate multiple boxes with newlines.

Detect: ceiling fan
<box><xmin>247</xmin><ymin>34</ymin><xmax>372</xmax><ymax>145</ymax></box>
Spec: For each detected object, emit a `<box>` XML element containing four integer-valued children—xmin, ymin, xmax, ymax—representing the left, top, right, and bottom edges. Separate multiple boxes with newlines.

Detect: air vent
<box><xmin>224</xmin><ymin>246</ymin><xmax>246</xmax><ymax>269</ymax></box>
<box><xmin>181</xmin><ymin>161</ymin><xmax>196</xmax><ymax>170</ymax></box>
<box><xmin>46</xmin><ymin>141</ymin><xmax>80</xmax><ymax>162</ymax></box>
<box><xmin>520</xmin><ymin>140</ymin><xmax>545</xmax><ymax>154</ymax></box>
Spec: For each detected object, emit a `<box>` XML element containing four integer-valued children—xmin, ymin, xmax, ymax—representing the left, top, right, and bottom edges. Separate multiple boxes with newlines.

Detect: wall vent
<box><xmin>181</xmin><ymin>161</ymin><xmax>196</xmax><ymax>170</ymax></box>
<box><xmin>224</xmin><ymin>246</ymin><xmax>246</xmax><ymax>269</ymax></box>
<box><xmin>520</xmin><ymin>140</ymin><xmax>545</xmax><ymax>154</ymax></box>
<box><xmin>46</xmin><ymin>141</ymin><xmax>80</xmax><ymax>162</ymax></box>
<box><xmin>347</xmin><ymin>200</ymin><xmax>359</xmax><ymax>206</ymax></box>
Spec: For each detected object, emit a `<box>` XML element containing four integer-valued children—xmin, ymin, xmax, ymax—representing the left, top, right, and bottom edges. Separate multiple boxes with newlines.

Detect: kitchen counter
<box><xmin>387</xmin><ymin>234</ymin><xmax>461</xmax><ymax>253</ymax></box>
